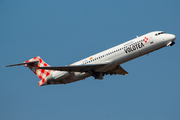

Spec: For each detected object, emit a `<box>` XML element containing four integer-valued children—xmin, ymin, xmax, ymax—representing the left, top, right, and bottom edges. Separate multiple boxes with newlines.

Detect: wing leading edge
<box><xmin>37</xmin><ymin>63</ymin><xmax>106</xmax><ymax>72</ymax></box>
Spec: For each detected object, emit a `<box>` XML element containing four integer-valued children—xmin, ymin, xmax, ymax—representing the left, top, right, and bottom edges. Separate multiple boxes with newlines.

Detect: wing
<box><xmin>105</xmin><ymin>65</ymin><xmax>128</xmax><ymax>75</ymax></box>
<box><xmin>37</xmin><ymin>64</ymin><xmax>128</xmax><ymax>75</ymax></box>
<box><xmin>37</xmin><ymin>63</ymin><xmax>107</xmax><ymax>72</ymax></box>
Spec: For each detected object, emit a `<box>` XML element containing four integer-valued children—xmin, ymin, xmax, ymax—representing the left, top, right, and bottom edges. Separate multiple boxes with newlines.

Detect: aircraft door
<box><xmin>149</xmin><ymin>36</ymin><xmax>153</xmax><ymax>44</ymax></box>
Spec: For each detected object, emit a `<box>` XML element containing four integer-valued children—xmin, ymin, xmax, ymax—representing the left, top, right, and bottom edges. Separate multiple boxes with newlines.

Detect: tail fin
<box><xmin>25</xmin><ymin>56</ymin><xmax>54</xmax><ymax>86</ymax></box>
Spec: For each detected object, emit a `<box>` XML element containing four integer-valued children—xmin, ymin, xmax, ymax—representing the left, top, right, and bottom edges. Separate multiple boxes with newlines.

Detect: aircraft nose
<box><xmin>165</xmin><ymin>34</ymin><xmax>176</xmax><ymax>46</ymax></box>
<box><xmin>169</xmin><ymin>34</ymin><xmax>176</xmax><ymax>41</ymax></box>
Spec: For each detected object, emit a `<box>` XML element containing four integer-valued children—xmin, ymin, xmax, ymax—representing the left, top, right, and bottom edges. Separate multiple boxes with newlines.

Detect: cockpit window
<box><xmin>155</xmin><ymin>32</ymin><xmax>165</xmax><ymax>36</ymax></box>
<box><xmin>161</xmin><ymin>32</ymin><xmax>165</xmax><ymax>34</ymax></box>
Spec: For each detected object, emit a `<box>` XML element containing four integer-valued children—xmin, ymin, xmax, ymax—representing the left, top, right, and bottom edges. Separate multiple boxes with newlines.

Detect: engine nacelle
<box><xmin>46</xmin><ymin>71</ymin><xmax>71</xmax><ymax>82</ymax></box>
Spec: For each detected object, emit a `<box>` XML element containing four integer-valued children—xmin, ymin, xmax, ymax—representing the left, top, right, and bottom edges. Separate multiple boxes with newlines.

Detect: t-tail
<box><xmin>5</xmin><ymin>56</ymin><xmax>54</xmax><ymax>86</ymax></box>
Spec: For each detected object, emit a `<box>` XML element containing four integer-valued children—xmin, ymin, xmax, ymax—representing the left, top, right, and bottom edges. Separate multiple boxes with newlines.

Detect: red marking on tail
<box><xmin>25</xmin><ymin>56</ymin><xmax>54</xmax><ymax>84</ymax></box>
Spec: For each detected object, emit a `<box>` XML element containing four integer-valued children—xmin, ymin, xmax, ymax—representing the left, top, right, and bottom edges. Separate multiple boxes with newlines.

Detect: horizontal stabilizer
<box><xmin>4</xmin><ymin>60</ymin><xmax>39</xmax><ymax>67</ymax></box>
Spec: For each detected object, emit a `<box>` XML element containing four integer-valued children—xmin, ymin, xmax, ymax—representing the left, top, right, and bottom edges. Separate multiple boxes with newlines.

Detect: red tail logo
<box><xmin>25</xmin><ymin>56</ymin><xmax>54</xmax><ymax>86</ymax></box>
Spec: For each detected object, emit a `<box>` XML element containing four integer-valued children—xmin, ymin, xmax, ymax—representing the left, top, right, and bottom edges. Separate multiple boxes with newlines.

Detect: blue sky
<box><xmin>1</xmin><ymin>0</ymin><xmax>180</xmax><ymax>120</ymax></box>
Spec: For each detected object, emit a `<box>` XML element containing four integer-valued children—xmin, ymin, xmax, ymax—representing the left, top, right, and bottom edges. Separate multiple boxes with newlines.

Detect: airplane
<box><xmin>5</xmin><ymin>31</ymin><xmax>176</xmax><ymax>86</ymax></box>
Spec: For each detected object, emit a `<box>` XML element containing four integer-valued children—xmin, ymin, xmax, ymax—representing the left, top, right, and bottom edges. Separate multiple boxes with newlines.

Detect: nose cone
<box><xmin>169</xmin><ymin>34</ymin><xmax>176</xmax><ymax>41</ymax></box>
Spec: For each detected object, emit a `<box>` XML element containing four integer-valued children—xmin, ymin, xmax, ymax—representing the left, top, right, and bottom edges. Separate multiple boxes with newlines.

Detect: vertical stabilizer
<box><xmin>25</xmin><ymin>56</ymin><xmax>54</xmax><ymax>86</ymax></box>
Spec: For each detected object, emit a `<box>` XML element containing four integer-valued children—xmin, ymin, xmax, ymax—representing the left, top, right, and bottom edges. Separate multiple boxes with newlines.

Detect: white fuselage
<box><xmin>47</xmin><ymin>31</ymin><xmax>176</xmax><ymax>84</ymax></box>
